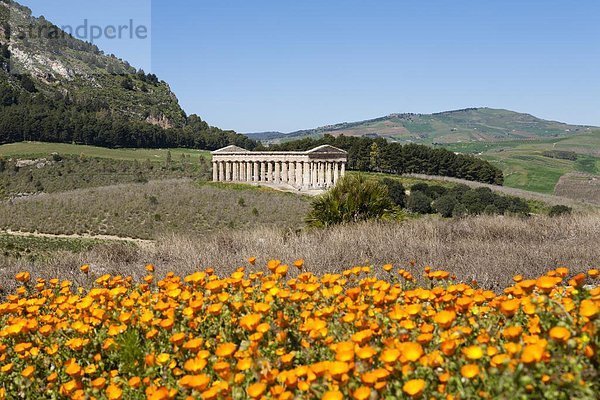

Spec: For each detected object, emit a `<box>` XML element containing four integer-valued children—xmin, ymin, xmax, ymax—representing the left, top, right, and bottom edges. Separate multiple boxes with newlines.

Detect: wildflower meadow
<box><xmin>0</xmin><ymin>261</ymin><xmax>598</xmax><ymax>399</ymax></box>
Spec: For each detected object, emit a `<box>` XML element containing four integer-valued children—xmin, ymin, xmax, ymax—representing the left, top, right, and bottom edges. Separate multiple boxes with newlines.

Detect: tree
<box><xmin>433</xmin><ymin>194</ymin><xmax>458</xmax><ymax>218</ymax></box>
<box><xmin>306</xmin><ymin>175</ymin><xmax>394</xmax><ymax>227</ymax></box>
<box><xmin>381</xmin><ymin>178</ymin><xmax>406</xmax><ymax>208</ymax></box>
<box><xmin>407</xmin><ymin>191</ymin><xmax>433</xmax><ymax>214</ymax></box>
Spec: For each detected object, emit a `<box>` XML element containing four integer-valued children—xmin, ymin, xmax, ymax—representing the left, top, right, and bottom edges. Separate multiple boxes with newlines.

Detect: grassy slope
<box><xmin>443</xmin><ymin>132</ymin><xmax>600</xmax><ymax>193</ymax></box>
<box><xmin>0</xmin><ymin>142</ymin><xmax>211</xmax><ymax>163</ymax></box>
<box><xmin>0</xmin><ymin>179</ymin><xmax>311</xmax><ymax>240</ymax></box>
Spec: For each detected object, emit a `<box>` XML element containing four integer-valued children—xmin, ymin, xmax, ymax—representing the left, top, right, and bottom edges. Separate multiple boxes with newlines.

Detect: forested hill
<box><xmin>0</xmin><ymin>0</ymin><xmax>255</xmax><ymax>150</ymax></box>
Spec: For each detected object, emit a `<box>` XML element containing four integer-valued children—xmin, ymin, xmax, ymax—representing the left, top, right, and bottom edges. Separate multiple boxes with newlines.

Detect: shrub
<box><xmin>407</xmin><ymin>191</ymin><xmax>433</xmax><ymax>214</ymax></box>
<box><xmin>381</xmin><ymin>178</ymin><xmax>406</xmax><ymax>207</ymax></box>
<box><xmin>433</xmin><ymin>194</ymin><xmax>458</xmax><ymax>218</ymax></box>
<box><xmin>549</xmin><ymin>205</ymin><xmax>572</xmax><ymax>217</ymax></box>
<box><xmin>452</xmin><ymin>203</ymin><xmax>468</xmax><ymax>218</ymax></box>
<box><xmin>307</xmin><ymin>175</ymin><xmax>394</xmax><ymax>227</ymax></box>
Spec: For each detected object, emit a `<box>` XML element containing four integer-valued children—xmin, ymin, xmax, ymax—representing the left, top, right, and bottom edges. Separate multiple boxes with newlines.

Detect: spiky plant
<box><xmin>306</xmin><ymin>174</ymin><xmax>395</xmax><ymax>227</ymax></box>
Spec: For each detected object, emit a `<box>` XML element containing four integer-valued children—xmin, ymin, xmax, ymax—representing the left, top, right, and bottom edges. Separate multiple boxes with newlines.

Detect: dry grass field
<box><xmin>2</xmin><ymin>214</ymin><xmax>598</xmax><ymax>294</ymax></box>
<box><xmin>554</xmin><ymin>173</ymin><xmax>600</xmax><ymax>205</ymax></box>
<box><xmin>0</xmin><ymin>179</ymin><xmax>310</xmax><ymax>240</ymax></box>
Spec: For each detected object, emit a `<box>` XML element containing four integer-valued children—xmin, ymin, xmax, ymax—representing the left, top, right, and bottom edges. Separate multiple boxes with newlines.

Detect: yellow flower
<box><xmin>215</xmin><ymin>342</ymin><xmax>237</xmax><ymax>358</ymax></box>
<box><xmin>403</xmin><ymin>379</ymin><xmax>426</xmax><ymax>397</ymax></box>
<box><xmin>106</xmin><ymin>384</ymin><xmax>122</xmax><ymax>400</ymax></box>
<box><xmin>580</xmin><ymin>300</ymin><xmax>599</xmax><ymax>318</ymax></box>
<box><xmin>548</xmin><ymin>326</ymin><xmax>571</xmax><ymax>342</ymax></box>
<box><xmin>322</xmin><ymin>390</ymin><xmax>344</xmax><ymax>400</ymax></box>
<box><xmin>460</xmin><ymin>364</ymin><xmax>480</xmax><ymax>379</ymax></box>
<box><xmin>463</xmin><ymin>345</ymin><xmax>484</xmax><ymax>360</ymax></box>
<box><xmin>247</xmin><ymin>382</ymin><xmax>267</xmax><ymax>398</ymax></box>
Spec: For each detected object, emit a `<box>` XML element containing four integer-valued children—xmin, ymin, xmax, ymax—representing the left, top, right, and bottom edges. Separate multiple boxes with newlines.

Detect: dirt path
<box><xmin>0</xmin><ymin>229</ymin><xmax>155</xmax><ymax>249</ymax></box>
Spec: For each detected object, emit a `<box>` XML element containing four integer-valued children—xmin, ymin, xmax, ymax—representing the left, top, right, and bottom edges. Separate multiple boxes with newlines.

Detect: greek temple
<box><xmin>211</xmin><ymin>145</ymin><xmax>348</xmax><ymax>191</ymax></box>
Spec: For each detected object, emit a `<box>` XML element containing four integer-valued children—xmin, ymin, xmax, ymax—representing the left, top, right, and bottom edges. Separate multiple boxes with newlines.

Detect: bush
<box><xmin>307</xmin><ymin>175</ymin><xmax>394</xmax><ymax>227</ymax></box>
<box><xmin>407</xmin><ymin>191</ymin><xmax>433</xmax><ymax>214</ymax></box>
<box><xmin>452</xmin><ymin>203</ymin><xmax>468</xmax><ymax>218</ymax></box>
<box><xmin>381</xmin><ymin>178</ymin><xmax>406</xmax><ymax>208</ymax></box>
<box><xmin>549</xmin><ymin>205</ymin><xmax>572</xmax><ymax>217</ymax></box>
<box><xmin>433</xmin><ymin>195</ymin><xmax>458</xmax><ymax>218</ymax></box>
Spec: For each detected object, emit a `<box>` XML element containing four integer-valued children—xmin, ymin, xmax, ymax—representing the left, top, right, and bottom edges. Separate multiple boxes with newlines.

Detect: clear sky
<box><xmin>18</xmin><ymin>0</ymin><xmax>600</xmax><ymax>132</ymax></box>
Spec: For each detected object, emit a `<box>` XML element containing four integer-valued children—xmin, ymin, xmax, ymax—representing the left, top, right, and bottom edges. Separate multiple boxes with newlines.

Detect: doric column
<box><xmin>218</xmin><ymin>161</ymin><xmax>224</xmax><ymax>181</ymax></box>
<box><xmin>288</xmin><ymin>161</ymin><xmax>296</xmax><ymax>186</ymax></box>
<box><xmin>326</xmin><ymin>162</ymin><xmax>333</xmax><ymax>187</ymax></box>
<box><xmin>233</xmin><ymin>161</ymin><xmax>239</xmax><ymax>181</ymax></box>
<box><xmin>240</xmin><ymin>161</ymin><xmax>246</xmax><ymax>181</ymax></box>
<box><xmin>340</xmin><ymin>162</ymin><xmax>346</xmax><ymax>178</ymax></box>
<box><xmin>212</xmin><ymin>161</ymin><xmax>218</xmax><ymax>182</ymax></box>
<box><xmin>303</xmin><ymin>161</ymin><xmax>310</xmax><ymax>189</ymax></box>
<box><xmin>261</xmin><ymin>161</ymin><xmax>267</xmax><ymax>182</ymax></box>
<box><xmin>225</xmin><ymin>161</ymin><xmax>231</xmax><ymax>181</ymax></box>
<box><xmin>281</xmin><ymin>161</ymin><xmax>288</xmax><ymax>184</ymax></box>
<box><xmin>274</xmin><ymin>162</ymin><xmax>281</xmax><ymax>184</ymax></box>
<box><xmin>267</xmin><ymin>161</ymin><xmax>273</xmax><ymax>182</ymax></box>
<box><xmin>333</xmin><ymin>162</ymin><xmax>339</xmax><ymax>184</ymax></box>
<box><xmin>246</xmin><ymin>162</ymin><xmax>252</xmax><ymax>182</ymax></box>
<box><xmin>311</xmin><ymin>162</ymin><xmax>318</xmax><ymax>188</ymax></box>
<box><xmin>317</xmin><ymin>162</ymin><xmax>323</xmax><ymax>187</ymax></box>
<box><xmin>295</xmin><ymin>161</ymin><xmax>302</xmax><ymax>187</ymax></box>
<box><xmin>253</xmin><ymin>161</ymin><xmax>259</xmax><ymax>182</ymax></box>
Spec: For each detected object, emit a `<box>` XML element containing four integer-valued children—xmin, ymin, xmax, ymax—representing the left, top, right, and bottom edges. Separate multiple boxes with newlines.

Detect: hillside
<box><xmin>0</xmin><ymin>0</ymin><xmax>255</xmax><ymax>150</ymax></box>
<box><xmin>247</xmin><ymin>108</ymin><xmax>596</xmax><ymax>144</ymax></box>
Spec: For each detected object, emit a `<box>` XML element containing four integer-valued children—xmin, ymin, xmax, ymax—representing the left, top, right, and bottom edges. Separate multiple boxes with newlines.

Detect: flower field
<box><xmin>0</xmin><ymin>261</ymin><xmax>599</xmax><ymax>399</ymax></box>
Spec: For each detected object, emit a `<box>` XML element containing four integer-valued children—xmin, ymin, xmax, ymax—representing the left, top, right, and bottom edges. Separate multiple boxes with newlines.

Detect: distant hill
<box><xmin>246</xmin><ymin>108</ymin><xmax>597</xmax><ymax>144</ymax></box>
<box><xmin>0</xmin><ymin>0</ymin><xmax>254</xmax><ymax>150</ymax></box>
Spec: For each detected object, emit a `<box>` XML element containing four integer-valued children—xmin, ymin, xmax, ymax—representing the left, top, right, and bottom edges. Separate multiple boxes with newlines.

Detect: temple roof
<box><xmin>212</xmin><ymin>145</ymin><xmax>347</xmax><ymax>155</ymax></box>
<box><xmin>211</xmin><ymin>145</ymin><xmax>251</xmax><ymax>154</ymax></box>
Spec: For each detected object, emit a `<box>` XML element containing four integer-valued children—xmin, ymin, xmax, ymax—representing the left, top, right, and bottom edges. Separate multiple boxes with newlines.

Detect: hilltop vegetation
<box><xmin>248</xmin><ymin>108</ymin><xmax>596</xmax><ymax>144</ymax></box>
<box><xmin>0</xmin><ymin>0</ymin><xmax>255</xmax><ymax>150</ymax></box>
<box><xmin>263</xmin><ymin>135</ymin><xmax>504</xmax><ymax>185</ymax></box>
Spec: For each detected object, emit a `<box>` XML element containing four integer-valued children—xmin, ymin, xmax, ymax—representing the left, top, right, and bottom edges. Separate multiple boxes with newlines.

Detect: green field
<box><xmin>0</xmin><ymin>142</ymin><xmax>211</xmax><ymax>163</ymax></box>
<box><xmin>443</xmin><ymin>132</ymin><xmax>600</xmax><ymax>193</ymax></box>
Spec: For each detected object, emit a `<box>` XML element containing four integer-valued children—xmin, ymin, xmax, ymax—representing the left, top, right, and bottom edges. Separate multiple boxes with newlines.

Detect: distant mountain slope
<box><xmin>247</xmin><ymin>108</ymin><xmax>597</xmax><ymax>144</ymax></box>
<box><xmin>0</xmin><ymin>0</ymin><xmax>255</xmax><ymax>150</ymax></box>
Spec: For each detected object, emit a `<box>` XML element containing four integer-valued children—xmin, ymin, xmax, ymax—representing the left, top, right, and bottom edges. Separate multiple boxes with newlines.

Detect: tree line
<box><xmin>0</xmin><ymin>80</ymin><xmax>257</xmax><ymax>151</ymax></box>
<box><xmin>262</xmin><ymin>135</ymin><xmax>504</xmax><ymax>185</ymax></box>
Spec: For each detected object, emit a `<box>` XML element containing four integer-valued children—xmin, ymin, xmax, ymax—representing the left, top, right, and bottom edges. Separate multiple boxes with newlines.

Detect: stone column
<box><xmin>281</xmin><ymin>162</ymin><xmax>288</xmax><ymax>184</ymax></box>
<box><xmin>333</xmin><ymin>162</ymin><xmax>339</xmax><ymax>185</ymax></box>
<box><xmin>267</xmin><ymin>161</ymin><xmax>273</xmax><ymax>182</ymax></box>
<box><xmin>274</xmin><ymin>162</ymin><xmax>281</xmax><ymax>184</ymax></box>
<box><xmin>212</xmin><ymin>161</ymin><xmax>218</xmax><ymax>182</ymax></box>
<box><xmin>218</xmin><ymin>161</ymin><xmax>224</xmax><ymax>181</ymax></box>
<box><xmin>303</xmin><ymin>161</ymin><xmax>310</xmax><ymax>189</ymax></box>
<box><xmin>319</xmin><ymin>162</ymin><xmax>325</xmax><ymax>187</ymax></box>
<box><xmin>261</xmin><ymin>161</ymin><xmax>267</xmax><ymax>182</ymax></box>
<box><xmin>253</xmin><ymin>161</ymin><xmax>259</xmax><ymax>182</ymax></box>
<box><xmin>311</xmin><ymin>162</ymin><xmax>318</xmax><ymax>188</ymax></box>
<box><xmin>341</xmin><ymin>162</ymin><xmax>346</xmax><ymax>178</ymax></box>
<box><xmin>288</xmin><ymin>161</ymin><xmax>296</xmax><ymax>186</ymax></box>
<box><xmin>234</xmin><ymin>161</ymin><xmax>239</xmax><ymax>181</ymax></box>
<box><xmin>224</xmin><ymin>161</ymin><xmax>231</xmax><ymax>182</ymax></box>
<box><xmin>246</xmin><ymin>162</ymin><xmax>252</xmax><ymax>182</ymax></box>
<box><xmin>326</xmin><ymin>162</ymin><xmax>333</xmax><ymax>187</ymax></box>
<box><xmin>295</xmin><ymin>161</ymin><xmax>302</xmax><ymax>187</ymax></box>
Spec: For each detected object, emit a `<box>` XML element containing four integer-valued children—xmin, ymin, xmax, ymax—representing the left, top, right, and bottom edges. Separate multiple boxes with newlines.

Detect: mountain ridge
<box><xmin>246</xmin><ymin>108</ymin><xmax>598</xmax><ymax>144</ymax></box>
<box><xmin>0</xmin><ymin>0</ymin><xmax>256</xmax><ymax>150</ymax></box>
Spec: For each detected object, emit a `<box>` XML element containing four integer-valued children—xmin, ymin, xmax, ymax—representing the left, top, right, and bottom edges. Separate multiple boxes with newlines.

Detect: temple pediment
<box><xmin>305</xmin><ymin>145</ymin><xmax>348</xmax><ymax>155</ymax></box>
<box><xmin>211</xmin><ymin>145</ymin><xmax>250</xmax><ymax>154</ymax></box>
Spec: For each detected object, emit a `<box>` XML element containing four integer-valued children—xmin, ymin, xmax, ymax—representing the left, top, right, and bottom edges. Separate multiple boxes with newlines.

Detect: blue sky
<box><xmin>18</xmin><ymin>0</ymin><xmax>600</xmax><ymax>132</ymax></box>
